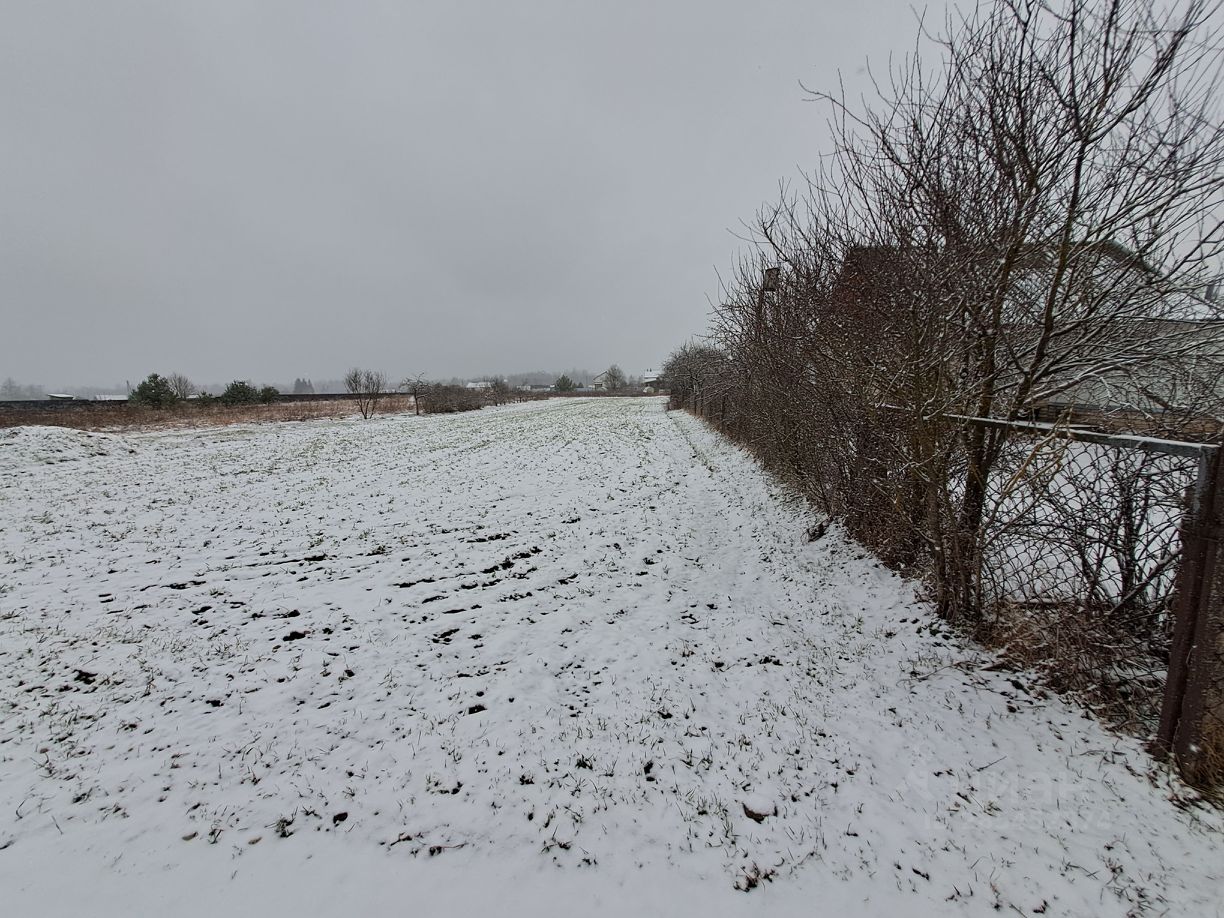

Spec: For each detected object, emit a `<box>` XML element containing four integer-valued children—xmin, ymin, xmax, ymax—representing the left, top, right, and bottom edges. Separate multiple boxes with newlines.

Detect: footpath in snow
<box><xmin>0</xmin><ymin>397</ymin><xmax>1220</xmax><ymax>917</ymax></box>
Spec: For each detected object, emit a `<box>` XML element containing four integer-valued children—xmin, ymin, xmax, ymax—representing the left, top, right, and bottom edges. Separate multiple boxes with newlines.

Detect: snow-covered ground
<box><xmin>1</xmin><ymin>398</ymin><xmax>1220</xmax><ymax>917</ymax></box>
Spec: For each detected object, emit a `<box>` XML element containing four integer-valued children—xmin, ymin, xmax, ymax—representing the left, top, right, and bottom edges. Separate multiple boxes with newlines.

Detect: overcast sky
<box><xmin>2</xmin><ymin>1</ymin><xmax>924</xmax><ymax>388</ymax></box>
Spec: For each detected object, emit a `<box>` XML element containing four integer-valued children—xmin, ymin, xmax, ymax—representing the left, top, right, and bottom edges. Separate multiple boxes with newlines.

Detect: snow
<box><xmin>0</xmin><ymin>398</ymin><xmax>1220</xmax><ymax>917</ymax></box>
<box><xmin>0</xmin><ymin>425</ymin><xmax>137</xmax><ymax>465</ymax></box>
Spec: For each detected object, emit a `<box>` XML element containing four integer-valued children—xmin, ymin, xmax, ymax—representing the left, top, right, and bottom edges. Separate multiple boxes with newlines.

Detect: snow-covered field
<box><xmin>1</xmin><ymin>398</ymin><xmax>1220</xmax><ymax>917</ymax></box>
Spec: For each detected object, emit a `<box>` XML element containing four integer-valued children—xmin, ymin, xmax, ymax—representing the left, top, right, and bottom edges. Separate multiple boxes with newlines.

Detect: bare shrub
<box><xmin>345</xmin><ymin>368</ymin><xmax>387</xmax><ymax>420</ymax></box>
<box><xmin>417</xmin><ymin>384</ymin><xmax>487</xmax><ymax>414</ymax></box>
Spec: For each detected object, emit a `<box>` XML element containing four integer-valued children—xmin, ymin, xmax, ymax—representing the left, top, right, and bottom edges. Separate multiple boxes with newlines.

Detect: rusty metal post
<box><xmin>1154</xmin><ymin>443</ymin><xmax>1223</xmax><ymax>784</ymax></box>
<box><xmin>1172</xmin><ymin>443</ymin><xmax>1224</xmax><ymax>784</ymax></box>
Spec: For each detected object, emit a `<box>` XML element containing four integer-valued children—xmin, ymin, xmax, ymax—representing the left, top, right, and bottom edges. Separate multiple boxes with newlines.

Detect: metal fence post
<box><xmin>1155</xmin><ymin>443</ymin><xmax>1224</xmax><ymax>784</ymax></box>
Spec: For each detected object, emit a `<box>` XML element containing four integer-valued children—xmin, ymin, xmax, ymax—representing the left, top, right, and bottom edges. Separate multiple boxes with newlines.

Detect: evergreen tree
<box><xmin>130</xmin><ymin>373</ymin><xmax>178</xmax><ymax>408</ymax></box>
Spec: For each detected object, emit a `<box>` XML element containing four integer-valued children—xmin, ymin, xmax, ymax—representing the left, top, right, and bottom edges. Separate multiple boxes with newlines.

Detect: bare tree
<box><xmin>345</xmin><ymin>368</ymin><xmax>387</xmax><ymax>420</ymax></box>
<box><xmin>489</xmin><ymin>378</ymin><xmax>513</xmax><ymax>405</ymax></box>
<box><xmin>399</xmin><ymin>373</ymin><xmax>426</xmax><ymax>416</ymax></box>
<box><xmin>602</xmin><ymin>364</ymin><xmax>627</xmax><ymax>392</ymax></box>
<box><xmin>166</xmin><ymin>372</ymin><xmax>196</xmax><ymax>401</ymax></box>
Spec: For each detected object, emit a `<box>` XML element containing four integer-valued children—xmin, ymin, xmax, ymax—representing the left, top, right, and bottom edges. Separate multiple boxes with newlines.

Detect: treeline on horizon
<box><xmin>0</xmin><ymin>367</ymin><xmax>619</xmax><ymax>400</ymax></box>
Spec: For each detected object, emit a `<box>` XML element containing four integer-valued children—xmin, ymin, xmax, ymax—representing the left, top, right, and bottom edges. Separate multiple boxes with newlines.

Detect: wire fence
<box><xmin>918</xmin><ymin>414</ymin><xmax>1222</xmax><ymax>788</ymax></box>
<box><xmin>927</xmin><ymin>416</ymin><xmax>1222</xmax><ymax>787</ymax></box>
<box><xmin>976</xmin><ymin>430</ymin><xmax>1196</xmax><ymax>734</ymax></box>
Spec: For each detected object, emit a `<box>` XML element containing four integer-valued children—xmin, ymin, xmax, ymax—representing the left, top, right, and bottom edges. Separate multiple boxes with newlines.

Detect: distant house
<box><xmin>1004</xmin><ymin>246</ymin><xmax>1224</xmax><ymax>425</ymax></box>
<box><xmin>592</xmin><ymin>372</ymin><xmax>608</xmax><ymax>392</ymax></box>
<box><xmin>1031</xmin><ymin>317</ymin><xmax>1224</xmax><ymax>426</ymax></box>
<box><xmin>465</xmin><ymin>381</ymin><xmax>493</xmax><ymax>390</ymax></box>
<box><xmin>827</xmin><ymin>243</ymin><xmax>1224</xmax><ymax>430</ymax></box>
<box><xmin>46</xmin><ymin>393</ymin><xmax>75</xmax><ymax>401</ymax></box>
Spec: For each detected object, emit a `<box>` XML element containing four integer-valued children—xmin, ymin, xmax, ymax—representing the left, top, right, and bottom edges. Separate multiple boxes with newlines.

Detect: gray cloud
<box><xmin>1</xmin><ymin>0</ymin><xmax>921</xmax><ymax>387</ymax></box>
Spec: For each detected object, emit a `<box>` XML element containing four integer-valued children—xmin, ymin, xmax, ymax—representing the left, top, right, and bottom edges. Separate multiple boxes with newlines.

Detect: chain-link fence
<box><xmin>978</xmin><ymin>433</ymin><xmax>1192</xmax><ymax>727</ymax></box>
<box><xmin>953</xmin><ymin>418</ymin><xmax>1222</xmax><ymax>787</ymax></box>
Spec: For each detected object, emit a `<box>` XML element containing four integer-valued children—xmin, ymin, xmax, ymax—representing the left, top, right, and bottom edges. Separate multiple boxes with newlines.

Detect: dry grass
<box><xmin>976</xmin><ymin>597</ymin><xmax>1224</xmax><ymax>795</ymax></box>
<box><xmin>978</xmin><ymin>600</ymin><xmax>1169</xmax><ymax>737</ymax></box>
<box><xmin>0</xmin><ymin>396</ymin><xmax>418</xmax><ymax>432</ymax></box>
